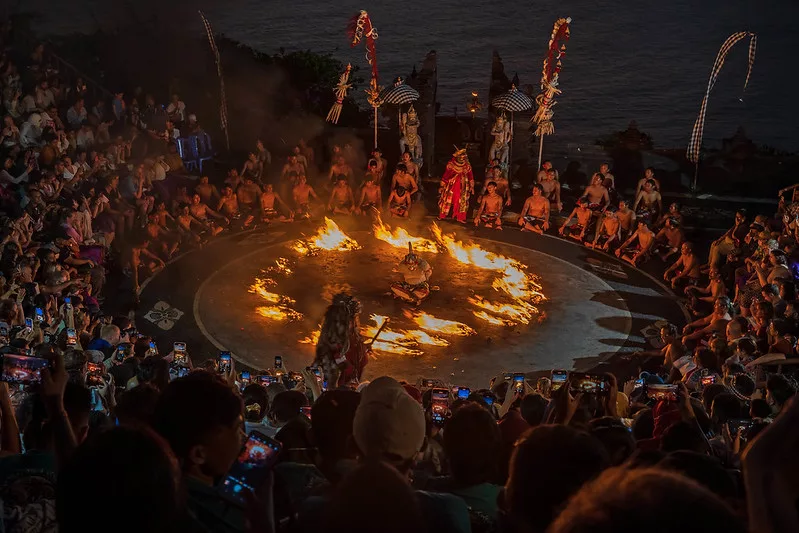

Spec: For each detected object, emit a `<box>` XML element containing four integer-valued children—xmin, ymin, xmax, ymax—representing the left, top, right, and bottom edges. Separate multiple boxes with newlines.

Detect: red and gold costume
<box><xmin>314</xmin><ymin>293</ymin><xmax>370</xmax><ymax>388</ymax></box>
<box><xmin>438</xmin><ymin>149</ymin><xmax>474</xmax><ymax>223</ymax></box>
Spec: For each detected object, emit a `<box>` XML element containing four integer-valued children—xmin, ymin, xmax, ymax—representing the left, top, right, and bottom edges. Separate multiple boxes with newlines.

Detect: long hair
<box><xmin>314</xmin><ymin>293</ymin><xmax>359</xmax><ymax>384</ymax></box>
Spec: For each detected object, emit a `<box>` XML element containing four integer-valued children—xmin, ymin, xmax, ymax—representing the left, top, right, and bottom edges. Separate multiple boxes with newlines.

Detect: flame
<box><xmin>292</xmin><ymin>218</ymin><xmax>360</xmax><ymax>255</ymax></box>
<box><xmin>405</xmin><ymin>310</ymin><xmax>476</xmax><ymax>336</ymax></box>
<box><xmin>371</xmin><ymin>340</ymin><xmax>423</xmax><ymax>356</ymax></box>
<box><xmin>265</xmin><ymin>257</ymin><xmax>294</xmax><ymax>276</ymax></box>
<box><xmin>256</xmin><ymin>306</ymin><xmax>303</xmax><ymax>321</ymax></box>
<box><xmin>431</xmin><ymin>224</ymin><xmax>546</xmax><ymax>326</ymax></box>
<box><xmin>371</xmin><ymin>214</ymin><xmax>439</xmax><ymax>253</ymax></box>
<box><xmin>299</xmin><ymin>326</ymin><xmax>321</xmax><ymax>345</ymax></box>
<box><xmin>249</xmin><ymin>278</ymin><xmax>296</xmax><ymax>305</ymax></box>
<box><xmin>356</xmin><ymin>314</ymin><xmax>442</xmax><ymax>356</ymax></box>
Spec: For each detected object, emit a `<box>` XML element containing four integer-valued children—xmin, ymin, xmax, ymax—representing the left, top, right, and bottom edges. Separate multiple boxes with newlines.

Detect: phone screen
<box><xmin>0</xmin><ymin>325</ymin><xmax>8</xmax><ymax>345</ymax></box>
<box><xmin>240</xmin><ymin>371</ymin><xmax>251</xmax><ymax>383</ymax></box>
<box><xmin>551</xmin><ymin>370</ymin><xmax>568</xmax><ymax>391</ymax></box>
<box><xmin>24</xmin><ymin>318</ymin><xmax>33</xmax><ymax>330</ymax></box>
<box><xmin>513</xmin><ymin>373</ymin><xmax>525</xmax><ymax>393</ymax></box>
<box><xmin>570</xmin><ymin>373</ymin><xmax>607</xmax><ymax>394</ymax></box>
<box><xmin>259</xmin><ymin>375</ymin><xmax>276</xmax><ymax>385</ymax></box>
<box><xmin>274</xmin><ymin>356</ymin><xmax>283</xmax><ymax>370</ymax></box>
<box><xmin>173</xmin><ymin>342</ymin><xmax>187</xmax><ymax>353</ymax></box>
<box><xmin>64</xmin><ymin>297</ymin><xmax>71</xmax><ymax>307</ymax></box>
<box><xmin>727</xmin><ymin>418</ymin><xmax>754</xmax><ymax>436</ymax></box>
<box><xmin>300</xmin><ymin>406</ymin><xmax>312</xmax><ymax>419</ymax></box>
<box><xmin>115</xmin><ymin>344</ymin><xmax>126</xmax><ymax>362</ymax></box>
<box><xmin>66</xmin><ymin>328</ymin><xmax>77</xmax><ymax>346</ymax></box>
<box><xmin>218</xmin><ymin>352</ymin><xmax>231</xmax><ymax>373</ymax></box>
<box><xmin>1</xmin><ymin>354</ymin><xmax>49</xmax><ymax>385</ymax></box>
<box><xmin>647</xmin><ymin>384</ymin><xmax>678</xmax><ymax>402</ymax></box>
<box><xmin>148</xmin><ymin>341</ymin><xmax>158</xmax><ymax>356</ymax></box>
<box><xmin>700</xmin><ymin>375</ymin><xmax>716</xmax><ymax>387</ymax></box>
<box><xmin>87</xmin><ymin>362</ymin><xmax>104</xmax><ymax>386</ymax></box>
<box><xmin>457</xmin><ymin>386</ymin><xmax>471</xmax><ymax>399</ymax></box>
<box><xmin>34</xmin><ymin>308</ymin><xmax>44</xmax><ymax>323</ymax></box>
<box><xmin>219</xmin><ymin>431</ymin><xmax>281</xmax><ymax>505</ymax></box>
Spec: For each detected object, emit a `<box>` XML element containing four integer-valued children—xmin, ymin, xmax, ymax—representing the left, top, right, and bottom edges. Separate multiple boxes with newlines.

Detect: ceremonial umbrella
<box><xmin>491</xmin><ymin>86</ymin><xmax>534</xmax><ymax>179</ymax></box>
<box><xmin>378</xmin><ymin>77</ymin><xmax>420</xmax><ymax>105</ymax></box>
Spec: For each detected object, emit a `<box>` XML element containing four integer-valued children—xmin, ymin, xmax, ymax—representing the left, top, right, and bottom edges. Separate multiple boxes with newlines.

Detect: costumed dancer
<box><xmin>390</xmin><ymin>243</ymin><xmax>433</xmax><ymax>306</ymax></box>
<box><xmin>314</xmin><ymin>293</ymin><xmax>371</xmax><ymax>388</ymax></box>
<box><xmin>438</xmin><ymin>148</ymin><xmax>474</xmax><ymax>223</ymax></box>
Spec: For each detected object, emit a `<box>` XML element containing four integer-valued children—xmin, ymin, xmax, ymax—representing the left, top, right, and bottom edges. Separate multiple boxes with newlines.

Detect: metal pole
<box><xmin>692</xmin><ymin>160</ymin><xmax>699</xmax><ymax>192</ymax></box>
<box><xmin>508</xmin><ymin>112</ymin><xmax>514</xmax><ymax>180</ymax></box>
<box><xmin>373</xmin><ymin>106</ymin><xmax>378</xmax><ymax>150</ymax></box>
<box><xmin>537</xmin><ymin>134</ymin><xmax>544</xmax><ymax>170</ymax></box>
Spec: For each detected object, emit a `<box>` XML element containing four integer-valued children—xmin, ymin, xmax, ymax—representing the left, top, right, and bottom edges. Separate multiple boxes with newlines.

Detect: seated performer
<box><xmin>388</xmin><ymin>185</ymin><xmax>411</xmax><ymax>218</ymax></box>
<box><xmin>390</xmin><ymin>243</ymin><xmax>433</xmax><ymax>306</ymax></box>
<box><xmin>615</xmin><ymin>220</ymin><xmax>656</xmax><ymax>266</ymax></box>
<box><xmin>588</xmin><ymin>207</ymin><xmax>622</xmax><ymax>251</ymax></box>
<box><xmin>616</xmin><ymin>199</ymin><xmax>637</xmax><ymax>240</ymax></box>
<box><xmin>328</xmin><ymin>176</ymin><xmax>354</xmax><ymax>215</ymax></box>
<box><xmin>518</xmin><ymin>184</ymin><xmax>550</xmax><ymax>233</ymax></box>
<box><xmin>314</xmin><ymin>293</ymin><xmax>371</xmax><ymax>388</ymax></box>
<box><xmin>473</xmin><ymin>181</ymin><xmax>504</xmax><ymax>230</ymax></box>
<box><xmin>652</xmin><ymin>217</ymin><xmax>685</xmax><ymax>261</ymax></box>
<box><xmin>260</xmin><ymin>183</ymin><xmax>293</xmax><ymax>223</ymax></box>
<box><xmin>633</xmin><ymin>179</ymin><xmax>662</xmax><ymax>226</ymax></box>
<box><xmin>559</xmin><ymin>197</ymin><xmax>593</xmax><ymax>242</ymax></box>
<box><xmin>292</xmin><ymin>174</ymin><xmax>319</xmax><ymax>219</ymax></box>
<box><xmin>357</xmin><ymin>174</ymin><xmax>382</xmax><ymax>215</ymax></box>
<box><xmin>583</xmin><ymin>173</ymin><xmax>610</xmax><ymax>212</ymax></box>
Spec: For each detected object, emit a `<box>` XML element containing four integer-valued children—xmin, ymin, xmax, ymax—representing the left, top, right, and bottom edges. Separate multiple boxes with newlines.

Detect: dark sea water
<box><xmin>27</xmin><ymin>0</ymin><xmax>799</xmax><ymax>151</ymax></box>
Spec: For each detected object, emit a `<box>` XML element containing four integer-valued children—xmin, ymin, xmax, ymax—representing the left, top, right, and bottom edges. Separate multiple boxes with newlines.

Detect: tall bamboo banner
<box><xmin>347</xmin><ymin>10</ymin><xmax>382</xmax><ymax>149</ymax></box>
<box><xmin>199</xmin><ymin>11</ymin><xmax>230</xmax><ymax>151</ymax></box>
<box><xmin>687</xmin><ymin>32</ymin><xmax>756</xmax><ymax>190</ymax></box>
<box><xmin>532</xmin><ymin>17</ymin><xmax>571</xmax><ymax>169</ymax></box>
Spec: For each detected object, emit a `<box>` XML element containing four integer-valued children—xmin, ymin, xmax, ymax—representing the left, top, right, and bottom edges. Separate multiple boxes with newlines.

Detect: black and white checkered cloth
<box><xmin>687</xmin><ymin>32</ymin><xmax>756</xmax><ymax>164</ymax></box>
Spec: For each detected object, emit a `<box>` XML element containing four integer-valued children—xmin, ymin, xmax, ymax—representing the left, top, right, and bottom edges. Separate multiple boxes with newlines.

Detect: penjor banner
<box><xmin>687</xmin><ymin>32</ymin><xmax>757</xmax><ymax>165</ymax></box>
<box><xmin>199</xmin><ymin>11</ymin><xmax>230</xmax><ymax>151</ymax></box>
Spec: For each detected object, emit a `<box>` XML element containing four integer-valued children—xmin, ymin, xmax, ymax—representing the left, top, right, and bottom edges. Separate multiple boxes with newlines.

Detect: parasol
<box><xmin>378</xmin><ymin>77</ymin><xmax>420</xmax><ymax>105</ymax></box>
<box><xmin>491</xmin><ymin>86</ymin><xmax>534</xmax><ymax>179</ymax></box>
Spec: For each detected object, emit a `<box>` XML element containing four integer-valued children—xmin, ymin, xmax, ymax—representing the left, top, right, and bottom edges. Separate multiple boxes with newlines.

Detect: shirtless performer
<box><xmin>616</xmin><ymin>199</ymin><xmax>636</xmax><ymax>239</ymax></box>
<box><xmin>363</xmin><ymin>159</ymin><xmax>381</xmax><ymax>190</ymax></box>
<box><xmin>391</xmin><ymin>163</ymin><xmax>419</xmax><ymax>199</ymax></box>
<box><xmin>654</xmin><ymin>202</ymin><xmax>683</xmax><ymax>230</ymax></box>
<box><xmin>583</xmin><ymin>173</ymin><xmax>610</xmax><ymax>212</ymax></box>
<box><xmin>328</xmin><ymin>177</ymin><xmax>354</xmax><ymax>215</ymax></box>
<box><xmin>373</xmin><ymin>149</ymin><xmax>388</xmax><ymax>183</ymax></box>
<box><xmin>176</xmin><ymin>203</ymin><xmax>210</xmax><ymax>246</ymax></box>
<box><xmin>652</xmin><ymin>217</ymin><xmax>685</xmax><ymax>261</ymax></box>
<box><xmin>599</xmin><ymin>163</ymin><xmax>615</xmax><ymax>190</ymax></box>
<box><xmin>663</xmin><ymin>242</ymin><xmax>701</xmax><ymax>290</ymax></box>
<box><xmin>615</xmin><ymin>220</ymin><xmax>655</xmax><ymax>266</ymax></box>
<box><xmin>190</xmin><ymin>193</ymin><xmax>227</xmax><ymax>236</ymax></box>
<box><xmin>292</xmin><ymin>175</ymin><xmax>319</xmax><ymax>219</ymax></box>
<box><xmin>328</xmin><ymin>156</ymin><xmax>353</xmax><ymax>186</ymax></box>
<box><xmin>633</xmin><ymin>179</ymin><xmax>662</xmax><ymax>226</ymax></box>
<box><xmin>145</xmin><ymin>211</ymin><xmax>179</xmax><ymax>260</ymax></box>
<box><xmin>236</xmin><ymin>177</ymin><xmax>261</xmax><ymax>227</ymax></box>
<box><xmin>636</xmin><ymin>167</ymin><xmax>661</xmax><ymax>195</ymax></box>
<box><xmin>388</xmin><ymin>185</ymin><xmax>412</xmax><ymax>218</ymax></box>
<box><xmin>537</xmin><ymin>160</ymin><xmax>559</xmax><ymax>184</ymax></box>
<box><xmin>128</xmin><ymin>234</ymin><xmax>165</xmax><ymax>294</ymax></box>
<box><xmin>225</xmin><ymin>169</ymin><xmax>242</xmax><ymax>192</ymax></box>
<box><xmin>559</xmin><ymin>197</ymin><xmax>593</xmax><ymax>242</ymax></box>
<box><xmin>518</xmin><ymin>184</ymin><xmax>550</xmax><ymax>234</ymax></box>
<box><xmin>588</xmin><ymin>207</ymin><xmax>622</xmax><ymax>251</ymax></box>
<box><xmin>390</xmin><ymin>243</ymin><xmax>433</xmax><ymax>306</ymax></box>
<box><xmin>357</xmin><ymin>175</ymin><xmax>382</xmax><ymax>215</ymax></box>
<box><xmin>281</xmin><ymin>155</ymin><xmax>305</xmax><ymax>182</ymax></box>
<box><xmin>540</xmin><ymin>168</ymin><xmax>562</xmax><ymax>213</ymax></box>
<box><xmin>401</xmin><ymin>151</ymin><xmax>420</xmax><ymax>183</ymax></box>
<box><xmin>479</xmin><ymin>167</ymin><xmax>511</xmax><ymax>208</ymax></box>
<box><xmin>685</xmin><ymin>268</ymin><xmax>727</xmax><ymax>317</ymax></box>
<box><xmin>217</xmin><ymin>186</ymin><xmax>243</xmax><ymax>224</ymax></box>
<box><xmin>260</xmin><ymin>183</ymin><xmax>293</xmax><ymax>223</ymax></box>
<box><xmin>473</xmin><ymin>181</ymin><xmax>504</xmax><ymax>230</ymax></box>
<box><xmin>195</xmin><ymin>175</ymin><xmax>220</xmax><ymax>207</ymax></box>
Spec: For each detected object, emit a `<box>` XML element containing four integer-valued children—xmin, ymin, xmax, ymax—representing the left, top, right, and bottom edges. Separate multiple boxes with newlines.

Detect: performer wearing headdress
<box><xmin>314</xmin><ymin>293</ymin><xmax>370</xmax><ymax>388</ymax></box>
<box><xmin>438</xmin><ymin>148</ymin><xmax>474</xmax><ymax>223</ymax></box>
<box><xmin>390</xmin><ymin>243</ymin><xmax>433</xmax><ymax>306</ymax></box>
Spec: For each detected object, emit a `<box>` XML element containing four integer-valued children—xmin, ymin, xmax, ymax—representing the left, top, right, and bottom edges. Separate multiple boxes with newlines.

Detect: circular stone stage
<box><xmin>136</xmin><ymin>219</ymin><xmax>689</xmax><ymax>388</ymax></box>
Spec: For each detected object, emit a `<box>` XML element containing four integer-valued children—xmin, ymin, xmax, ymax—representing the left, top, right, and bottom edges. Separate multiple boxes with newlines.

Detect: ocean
<box><xmin>24</xmin><ymin>0</ymin><xmax>799</xmax><ymax>152</ymax></box>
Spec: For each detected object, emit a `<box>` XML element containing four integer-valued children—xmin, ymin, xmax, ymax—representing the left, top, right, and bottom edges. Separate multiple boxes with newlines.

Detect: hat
<box><xmin>85</xmin><ymin>349</ymin><xmax>105</xmax><ymax>364</ymax></box>
<box><xmin>401</xmin><ymin>383</ymin><xmax>423</xmax><ymax>404</ymax></box>
<box><xmin>353</xmin><ymin>376</ymin><xmax>426</xmax><ymax>461</ymax></box>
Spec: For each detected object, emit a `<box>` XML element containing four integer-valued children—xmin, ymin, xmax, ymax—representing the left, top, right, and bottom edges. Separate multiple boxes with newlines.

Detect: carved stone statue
<box><xmin>400</xmin><ymin>105</ymin><xmax>423</xmax><ymax>170</ymax></box>
<box><xmin>489</xmin><ymin>114</ymin><xmax>511</xmax><ymax>166</ymax></box>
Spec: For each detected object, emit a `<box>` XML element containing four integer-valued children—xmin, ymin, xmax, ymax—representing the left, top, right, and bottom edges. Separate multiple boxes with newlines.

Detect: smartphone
<box><xmin>551</xmin><ymin>370</ymin><xmax>568</xmax><ymax>391</ymax></box>
<box><xmin>86</xmin><ymin>362</ymin><xmax>104</xmax><ymax>386</ymax></box>
<box><xmin>175</xmin><ymin>366</ymin><xmax>191</xmax><ymax>378</ymax></box>
<box><xmin>274</xmin><ymin>356</ymin><xmax>283</xmax><ymax>370</ymax></box>
<box><xmin>482</xmin><ymin>394</ymin><xmax>495</xmax><ymax>406</ymax></box>
<box><xmin>0</xmin><ymin>353</ymin><xmax>49</xmax><ymax>385</ymax></box>
<box><xmin>173</xmin><ymin>342</ymin><xmax>187</xmax><ymax>354</ymax></box>
<box><xmin>115</xmin><ymin>344</ymin><xmax>126</xmax><ymax>362</ymax></box>
<box><xmin>240</xmin><ymin>371</ymin><xmax>251</xmax><ymax>385</ymax></box>
<box><xmin>700</xmin><ymin>375</ymin><xmax>716</xmax><ymax>387</ymax></box>
<box><xmin>24</xmin><ymin>318</ymin><xmax>33</xmax><ymax>331</ymax></box>
<box><xmin>431</xmin><ymin>387</ymin><xmax>449</xmax><ymax>417</ymax></box>
<box><xmin>259</xmin><ymin>375</ymin><xmax>276</xmax><ymax>386</ymax></box>
<box><xmin>727</xmin><ymin>418</ymin><xmax>754</xmax><ymax>436</ymax></box>
<box><xmin>34</xmin><ymin>307</ymin><xmax>44</xmax><ymax>323</ymax></box>
<box><xmin>0</xmin><ymin>325</ymin><xmax>8</xmax><ymax>345</ymax></box>
<box><xmin>173</xmin><ymin>342</ymin><xmax>187</xmax><ymax>366</ymax></box>
<box><xmin>646</xmin><ymin>383</ymin><xmax>678</xmax><ymax>402</ymax></box>
<box><xmin>569</xmin><ymin>372</ymin><xmax>608</xmax><ymax>395</ymax></box>
<box><xmin>503</xmin><ymin>372</ymin><xmax>513</xmax><ymax>381</ymax></box>
<box><xmin>512</xmin><ymin>373</ymin><xmax>525</xmax><ymax>393</ymax></box>
<box><xmin>148</xmin><ymin>340</ymin><xmax>158</xmax><ymax>356</ymax></box>
<box><xmin>66</xmin><ymin>327</ymin><xmax>77</xmax><ymax>347</ymax></box>
<box><xmin>218</xmin><ymin>352</ymin><xmax>232</xmax><ymax>374</ymax></box>
<box><xmin>219</xmin><ymin>431</ymin><xmax>282</xmax><ymax>505</ymax></box>
<box><xmin>456</xmin><ymin>386</ymin><xmax>471</xmax><ymax>399</ymax></box>
<box><xmin>300</xmin><ymin>406</ymin><xmax>312</xmax><ymax>419</ymax></box>
<box><xmin>64</xmin><ymin>297</ymin><xmax>72</xmax><ymax>309</ymax></box>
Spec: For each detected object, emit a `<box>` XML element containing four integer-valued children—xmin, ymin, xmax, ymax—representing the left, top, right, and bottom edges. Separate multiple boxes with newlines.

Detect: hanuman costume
<box><xmin>438</xmin><ymin>148</ymin><xmax>474</xmax><ymax>223</ymax></box>
<box><xmin>314</xmin><ymin>293</ymin><xmax>370</xmax><ymax>388</ymax></box>
<box><xmin>390</xmin><ymin>243</ymin><xmax>433</xmax><ymax>305</ymax></box>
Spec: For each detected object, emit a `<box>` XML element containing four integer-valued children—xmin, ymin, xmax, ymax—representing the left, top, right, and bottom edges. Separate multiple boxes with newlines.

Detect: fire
<box><xmin>357</xmin><ymin>314</ymin><xmax>444</xmax><ymax>356</ymax></box>
<box><xmin>372</xmin><ymin>214</ymin><xmax>439</xmax><ymax>253</ymax></box>
<box><xmin>291</xmin><ymin>218</ymin><xmax>361</xmax><ymax>255</ymax></box>
<box><xmin>249</xmin><ymin>278</ymin><xmax>296</xmax><ymax>305</ymax></box>
<box><xmin>265</xmin><ymin>257</ymin><xmax>294</xmax><ymax>276</ymax></box>
<box><xmin>431</xmin><ymin>224</ymin><xmax>545</xmax><ymax>326</ymax></box>
<box><xmin>405</xmin><ymin>310</ymin><xmax>476</xmax><ymax>336</ymax></box>
<box><xmin>299</xmin><ymin>326</ymin><xmax>321</xmax><ymax>345</ymax></box>
<box><xmin>256</xmin><ymin>306</ymin><xmax>303</xmax><ymax>321</ymax></box>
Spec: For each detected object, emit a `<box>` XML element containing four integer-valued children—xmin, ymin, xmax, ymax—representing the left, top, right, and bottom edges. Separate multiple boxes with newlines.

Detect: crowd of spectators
<box><xmin>0</xmin><ymin>26</ymin><xmax>796</xmax><ymax>533</ymax></box>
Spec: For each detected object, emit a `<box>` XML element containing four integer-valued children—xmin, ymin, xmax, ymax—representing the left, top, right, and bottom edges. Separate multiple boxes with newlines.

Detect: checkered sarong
<box><xmin>687</xmin><ymin>32</ymin><xmax>756</xmax><ymax>164</ymax></box>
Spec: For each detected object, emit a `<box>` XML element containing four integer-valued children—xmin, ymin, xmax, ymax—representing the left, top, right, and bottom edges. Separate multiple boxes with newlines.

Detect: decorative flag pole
<box><xmin>326</xmin><ymin>64</ymin><xmax>353</xmax><ymax>124</ymax></box>
<box><xmin>532</xmin><ymin>17</ymin><xmax>571</xmax><ymax>170</ymax></box>
<box><xmin>687</xmin><ymin>32</ymin><xmax>756</xmax><ymax>191</ymax></box>
<box><xmin>199</xmin><ymin>11</ymin><xmax>230</xmax><ymax>151</ymax></box>
<box><xmin>348</xmin><ymin>10</ymin><xmax>382</xmax><ymax>150</ymax></box>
